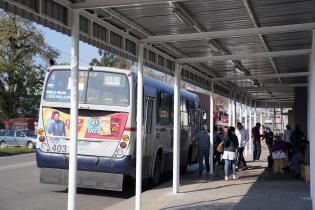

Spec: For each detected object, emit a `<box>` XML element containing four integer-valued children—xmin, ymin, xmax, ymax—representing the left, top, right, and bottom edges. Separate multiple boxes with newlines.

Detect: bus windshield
<box><xmin>44</xmin><ymin>70</ymin><xmax>130</xmax><ymax>106</ymax></box>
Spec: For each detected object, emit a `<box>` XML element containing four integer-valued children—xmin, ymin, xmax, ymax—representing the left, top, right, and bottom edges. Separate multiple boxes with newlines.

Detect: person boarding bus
<box><xmin>195</xmin><ymin>124</ymin><xmax>210</xmax><ymax>176</ymax></box>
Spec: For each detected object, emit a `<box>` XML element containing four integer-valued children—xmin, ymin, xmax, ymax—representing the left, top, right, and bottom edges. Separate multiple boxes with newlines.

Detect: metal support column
<box><xmin>272</xmin><ymin>108</ymin><xmax>276</xmax><ymax>132</ymax></box>
<box><xmin>260</xmin><ymin>110</ymin><xmax>263</xmax><ymax>133</ymax></box>
<box><xmin>254</xmin><ymin>102</ymin><xmax>257</xmax><ymax>126</ymax></box>
<box><xmin>309</xmin><ymin>30</ymin><xmax>315</xmax><ymax>204</ymax></box>
<box><xmin>233</xmin><ymin>97</ymin><xmax>237</xmax><ymax>127</ymax></box>
<box><xmin>228</xmin><ymin>97</ymin><xmax>232</xmax><ymax>127</ymax></box>
<box><xmin>249</xmin><ymin>99</ymin><xmax>252</xmax><ymax>155</ymax></box>
<box><xmin>135</xmin><ymin>43</ymin><xmax>144</xmax><ymax>210</ymax></box>
<box><xmin>280</xmin><ymin>108</ymin><xmax>286</xmax><ymax>133</ymax></box>
<box><xmin>244</xmin><ymin>98</ymin><xmax>248</xmax><ymax>130</ymax></box>
<box><xmin>244</xmin><ymin>98</ymin><xmax>248</xmax><ymax>156</ymax></box>
<box><xmin>210</xmin><ymin>82</ymin><xmax>214</xmax><ymax>175</ymax></box>
<box><xmin>67</xmin><ymin>9</ymin><xmax>79</xmax><ymax>210</ymax></box>
<box><xmin>173</xmin><ymin>64</ymin><xmax>182</xmax><ymax>193</ymax></box>
<box><xmin>239</xmin><ymin>101</ymin><xmax>242</xmax><ymax>124</ymax></box>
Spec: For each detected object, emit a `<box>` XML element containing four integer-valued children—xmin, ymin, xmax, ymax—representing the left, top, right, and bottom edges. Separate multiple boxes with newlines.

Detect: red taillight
<box><xmin>39</xmin><ymin>136</ymin><xmax>45</xmax><ymax>142</ymax></box>
<box><xmin>120</xmin><ymin>142</ymin><xmax>127</xmax><ymax>149</ymax></box>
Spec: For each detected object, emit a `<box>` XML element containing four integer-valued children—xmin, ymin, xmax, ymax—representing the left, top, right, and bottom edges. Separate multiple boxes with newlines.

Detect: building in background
<box><xmin>2</xmin><ymin>118</ymin><xmax>35</xmax><ymax>131</ymax></box>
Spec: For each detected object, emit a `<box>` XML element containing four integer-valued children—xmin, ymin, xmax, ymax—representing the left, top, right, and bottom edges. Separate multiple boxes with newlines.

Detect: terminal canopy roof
<box><xmin>1</xmin><ymin>0</ymin><xmax>313</xmax><ymax>108</ymax></box>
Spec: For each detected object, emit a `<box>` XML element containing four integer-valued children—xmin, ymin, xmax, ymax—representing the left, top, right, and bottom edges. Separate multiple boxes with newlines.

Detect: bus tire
<box><xmin>151</xmin><ymin>155</ymin><xmax>162</xmax><ymax>186</ymax></box>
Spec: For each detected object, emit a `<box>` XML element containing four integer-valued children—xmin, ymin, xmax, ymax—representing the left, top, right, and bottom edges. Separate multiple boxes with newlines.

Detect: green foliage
<box><xmin>0</xmin><ymin>11</ymin><xmax>59</xmax><ymax>119</ymax></box>
<box><xmin>89</xmin><ymin>50</ymin><xmax>130</xmax><ymax>69</ymax></box>
<box><xmin>0</xmin><ymin>147</ymin><xmax>34</xmax><ymax>156</ymax></box>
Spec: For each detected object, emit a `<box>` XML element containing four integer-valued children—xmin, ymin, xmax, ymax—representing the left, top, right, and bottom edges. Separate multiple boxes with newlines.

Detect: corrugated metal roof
<box><xmin>1</xmin><ymin>0</ymin><xmax>313</xmax><ymax>107</ymax></box>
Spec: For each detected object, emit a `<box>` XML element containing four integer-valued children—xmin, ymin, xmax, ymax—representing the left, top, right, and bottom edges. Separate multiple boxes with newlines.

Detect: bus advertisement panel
<box><xmin>42</xmin><ymin>108</ymin><xmax>128</xmax><ymax>140</ymax></box>
<box><xmin>214</xmin><ymin>94</ymin><xmax>230</xmax><ymax>126</ymax></box>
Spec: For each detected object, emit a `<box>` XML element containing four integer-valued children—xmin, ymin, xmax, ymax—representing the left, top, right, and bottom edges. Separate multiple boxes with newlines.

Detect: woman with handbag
<box><xmin>222</xmin><ymin>126</ymin><xmax>239</xmax><ymax>181</ymax></box>
<box><xmin>214</xmin><ymin>127</ymin><xmax>224</xmax><ymax>167</ymax></box>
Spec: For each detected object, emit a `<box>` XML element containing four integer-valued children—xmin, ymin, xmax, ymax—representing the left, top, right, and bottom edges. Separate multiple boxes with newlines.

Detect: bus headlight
<box><xmin>116</xmin><ymin>148</ymin><xmax>123</xmax><ymax>156</ymax></box>
<box><xmin>41</xmin><ymin>143</ymin><xmax>49</xmax><ymax>152</ymax></box>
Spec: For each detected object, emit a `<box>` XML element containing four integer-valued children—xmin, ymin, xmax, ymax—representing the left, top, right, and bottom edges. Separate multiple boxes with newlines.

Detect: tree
<box><xmin>90</xmin><ymin>50</ymin><xmax>130</xmax><ymax>69</ymax></box>
<box><xmin>0</xmin><ymin>11</ymin><xmax>59</xmax><ymax>119</ymax></box>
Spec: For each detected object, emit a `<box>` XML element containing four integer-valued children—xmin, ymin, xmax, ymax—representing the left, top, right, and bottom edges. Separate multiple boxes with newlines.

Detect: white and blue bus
<box><xmin>36</xmin><ymin>65</ymin><xmax>203</xmax><ymax>191</ymax></box>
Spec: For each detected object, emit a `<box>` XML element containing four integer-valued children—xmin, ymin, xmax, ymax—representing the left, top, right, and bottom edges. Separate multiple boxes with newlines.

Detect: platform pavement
<box><xmin>105</xmin><ymin>150</ymin><xmax>311</xmax><ymax>210</ymax></box>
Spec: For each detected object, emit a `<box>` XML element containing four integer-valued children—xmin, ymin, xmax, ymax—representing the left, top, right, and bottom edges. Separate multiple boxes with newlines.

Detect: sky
<box><xmin>36</xmin><ymin>24</ymin><xmax>101</xmax><ymax>66</ymax></box>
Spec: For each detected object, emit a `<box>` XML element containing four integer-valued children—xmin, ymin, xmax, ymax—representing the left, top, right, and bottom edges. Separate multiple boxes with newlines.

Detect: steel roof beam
<box><xmin>237</xmin><ymin>83</ymin><xmax>308</xmax><ymax>90</ymax></box>
<box><xmin>102</xmin><ymin>7</ymin><xmax>235</xmax><ymax>94</ymax></box>
<box><xmin>256</xmin><ymin>98</ymin><xmax>294</xmax><ymax>101</ymax></box>
<box><xmin>209</xmin><ymin>72</ymin><xmax>309</xmax><ymax>82</ymax></box>
<box><xmin>169</xmin><ymin>2</ymin><xmax>254</xmax><ymax>94</ymax></box>
<box><xmin>176</xmin><ymin>49</ymin><xmax>311</xmax><ymax>64</ymax></box>
<box><xmin>242</xmin><ymin>0</ymin><xmax>283</xmax><ymax>84</ymax></box>
<box><xmin>102</xmin><ymin>8</ymin><xmax>220</xmax><ymax>80</ymax></box>
<box><xmin>140</xmin><ymin>22</ymin><xmax>315</xmax><ymax>43</ymax></box>
<box><xmin>71</xmin><ymin>0</ymin><xmax>188</xmax><ymax>9</ymax></box>
<box><xmin>257</xmin><ymin>100</ymin><xmax>293</xmax><ymax>103</ymax></box>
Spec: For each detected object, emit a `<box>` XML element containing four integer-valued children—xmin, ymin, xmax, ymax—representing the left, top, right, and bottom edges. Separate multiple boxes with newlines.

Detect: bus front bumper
<box><xmin>36</xmin><ymin>149</ymin><xmax>135</xmax><ymax>175</ymax></box>
<box><xmin>36</xmin><ymin>149</ymin><xmax>135</xmax><ymax>191</ymax></box>
<box><xmin>40</xmin><ymin>167</ymin><xmax>124</xmax><ymax>191</ymax></box>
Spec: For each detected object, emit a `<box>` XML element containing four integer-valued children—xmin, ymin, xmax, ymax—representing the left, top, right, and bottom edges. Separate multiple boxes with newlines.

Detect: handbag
<box><xmin>216</xmin><ymin>142</ymin><xmax>224</xmax><ymax>153</ymax></box>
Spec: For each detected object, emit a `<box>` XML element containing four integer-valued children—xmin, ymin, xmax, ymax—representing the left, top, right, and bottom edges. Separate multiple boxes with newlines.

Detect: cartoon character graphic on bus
<box><xmin>47</xmin><ymin>111</ymin><xmax>66</xmax><ymax>136</ymax></box>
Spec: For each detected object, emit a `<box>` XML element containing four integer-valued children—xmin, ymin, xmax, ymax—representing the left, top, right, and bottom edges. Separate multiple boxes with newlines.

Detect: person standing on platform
<box><xmin>236</xmin><ymin>122</ymin><xmax>249</xmax><ymax>170</ymax></box>
<box><xmin>283</xmin><ymin>124</ymin><xmax>293</xmax><ymax>161</ymax></box>
<box><xmin>265</xmin><ymin>127</ymin><xmax>274</xmax><ymax>155</ymax></box>
<box><xmin>252</xmin><ymin>123</ymin><xmax>262</xmax><ymax>161</ymax></box>
<box><xmin>195</xmin><ymin>124</ymin><xmax>210</xmax><ymax>176</ymax></box>
<box><xmin>222</xmin><ymin>126</ymin><xmax>239</xmax><ymax>180</ymax></box>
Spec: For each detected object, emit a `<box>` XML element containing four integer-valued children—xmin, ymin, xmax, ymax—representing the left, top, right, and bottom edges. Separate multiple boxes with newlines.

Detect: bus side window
<box><xmin>187</xmin><ymin>101</ymin><xmax>195</xmax><ymax>126</ymax></box>
<box><xmin>170</xmin><ymin>95</ymin><xmax>174</xmax><ymax>124</ymax></box>
<box><xmin>158</xmin><ymin>91</ymin><xmax>170</xmax><ymax>125</ymax></box>
<box><xmin>156</xmin><ymin>90</ymin><xmax>161</xmax><ymax>123</ymax></box>
<box><xmin>180</xmin><ymin>99</ymin><xmax>189</xmax><ymax>126</ymax></box>
<box><xmin>144</xmin><ymin>98</ymin><xmax>154</xmax><ymax>134</ymax></box>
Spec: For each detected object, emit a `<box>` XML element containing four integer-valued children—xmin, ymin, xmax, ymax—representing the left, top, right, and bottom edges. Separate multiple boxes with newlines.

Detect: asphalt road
<box><xmin>0</xmin><ymin>153</ymin><xmax>134</xmax><ymax>210</ymax></box>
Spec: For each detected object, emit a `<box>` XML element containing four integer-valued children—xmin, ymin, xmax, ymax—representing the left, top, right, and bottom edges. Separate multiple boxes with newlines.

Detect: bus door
<box><xmin>189</xmin><ymin>109</ymin><xmax>203</xmax><ymax>163</ymax></box>
<box><xmin>143</xmin><ymin>96</ymin><xmax>155</xmax><ymax>176</ymax></box>
<box><xmin>189</xmin><ymin>109</ymin><xmax>203</xmax><ymax>134</ymax></box>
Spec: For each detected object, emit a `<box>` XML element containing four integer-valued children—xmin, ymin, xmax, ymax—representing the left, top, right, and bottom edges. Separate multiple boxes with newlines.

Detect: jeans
<box><xmin>253</xmin><ymin>140</ymin><xmax>261</xmax><ymax>161</ymax></box>
<box><xmin>291</xmin><ymin>152</ymin><xmax>303</xmax><ymax>175</ymax></box>
<box><xmin>224</xmin><ymin>159</ymin><xmax>236</xmax><ymax>177</ymax></box>
<box><xmin>285</xmin><ymin>142</ymin><xmax>293</xmax><ymax>161</ymax></box>
<box><xmin>237</xmin><ymin>147</ymin><xmax>247</xmax><ymax>168</ymax></box>
<box><xmin>267</xmin><ymin>144</ymin><xmax>273</xmax><ymax>155</ymax></box>
<box><xmin>198</xmin><ymin>148</ymin><xmax>210</xmax><ymax>174</ymax></box>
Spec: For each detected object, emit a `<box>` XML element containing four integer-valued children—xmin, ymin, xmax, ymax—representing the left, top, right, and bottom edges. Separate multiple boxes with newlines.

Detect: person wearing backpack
<box><xmin>222</xmin><ymin>126</ymin><xmax>239</xmax><ymax>180</ymax></box>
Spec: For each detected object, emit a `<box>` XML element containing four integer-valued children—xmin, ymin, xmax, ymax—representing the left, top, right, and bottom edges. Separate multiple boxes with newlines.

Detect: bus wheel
<box><xmin>151</xmin><ymin>156</ymin><xmax>161</xmax><ymax>186</ymax></box>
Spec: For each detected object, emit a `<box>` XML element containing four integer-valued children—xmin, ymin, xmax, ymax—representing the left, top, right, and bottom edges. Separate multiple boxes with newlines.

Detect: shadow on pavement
<box><xmin>157</xmin><ymin>158</ymin><xmax>311</xmax><ymax>210</ymax></box>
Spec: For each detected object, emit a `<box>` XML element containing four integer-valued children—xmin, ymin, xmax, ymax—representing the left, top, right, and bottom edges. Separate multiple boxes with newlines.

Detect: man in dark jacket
<box><xmin>195</xmin><ymin>124</ymin><xmax>210</xmax><ymax>176</ymax></box>
<box><xmin>252</xmin><ymin>123</ymin><xmax>262</xmax><ymax>161</ymax></box>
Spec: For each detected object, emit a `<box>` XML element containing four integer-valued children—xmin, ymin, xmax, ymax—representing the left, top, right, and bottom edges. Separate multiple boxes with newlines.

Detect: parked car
<box><xmin>0</xmin><ymin>130</ymin><xmax>37</xmax><ymax>149</ymax></box>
